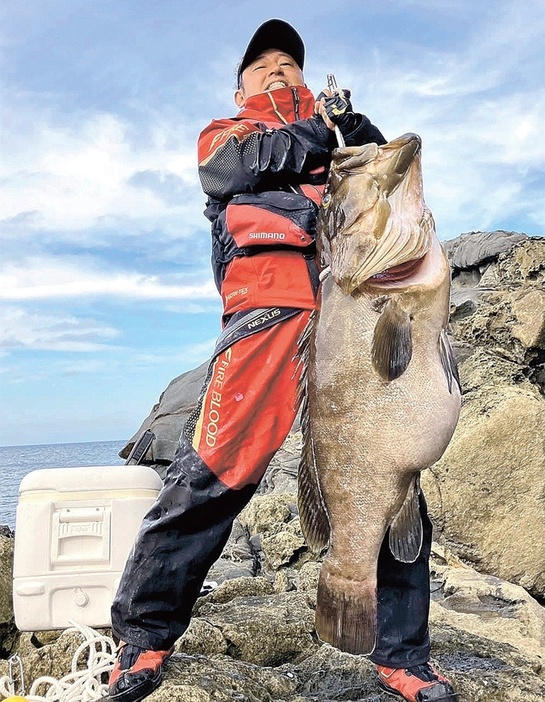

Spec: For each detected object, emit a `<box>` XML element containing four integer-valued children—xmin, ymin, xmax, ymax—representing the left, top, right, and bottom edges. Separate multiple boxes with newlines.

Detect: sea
<box><xmin>0</xmin><ymin>440</ymin><xmax>127</xmax><ymax>529</ymax></box>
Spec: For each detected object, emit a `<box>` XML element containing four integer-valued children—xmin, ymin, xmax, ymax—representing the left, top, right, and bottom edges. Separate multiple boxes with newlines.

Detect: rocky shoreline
<box><xmin>1</xmin><ymin>231</ymin><xmax>544</xmax><ymax>701</ymax></box>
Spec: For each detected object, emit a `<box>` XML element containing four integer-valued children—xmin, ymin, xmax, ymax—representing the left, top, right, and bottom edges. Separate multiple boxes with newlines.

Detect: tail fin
<box><xmin>315</xmin><ymin>565</ymin><xmax>377</xmax><ymax>655</ymax></box>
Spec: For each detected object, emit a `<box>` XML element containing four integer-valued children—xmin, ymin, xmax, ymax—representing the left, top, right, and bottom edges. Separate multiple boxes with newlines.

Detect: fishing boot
<box><xmin>108</xmin><ymin>642</ymin><xmax>174</xmax><ymax>702</ymax></box>
<box><xmin>376</xmin><ymin>663</ymin><xmax>458</xmax><ymax>701</ymax></box>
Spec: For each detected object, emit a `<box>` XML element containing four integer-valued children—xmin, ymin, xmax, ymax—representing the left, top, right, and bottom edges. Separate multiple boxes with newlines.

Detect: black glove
<box><xmin>319</xmin><ymin>90</ymin><xmax>361</xmax><ymax>136</ymax></box>
<box><xmin>321</xmin><ymin>90</ymin><xmax>352</xmax><ymax>120</ymax></box>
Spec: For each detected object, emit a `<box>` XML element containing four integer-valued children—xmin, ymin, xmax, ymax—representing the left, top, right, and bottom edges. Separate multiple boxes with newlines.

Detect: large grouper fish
<box><xmin>297</xmin><ymin>133</ymin><xmax>462</xmax><ymax>655</ymax></box>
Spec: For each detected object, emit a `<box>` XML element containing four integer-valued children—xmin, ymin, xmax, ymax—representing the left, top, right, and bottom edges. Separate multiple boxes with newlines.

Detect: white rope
<box><xmin>0</xmin><ymin>622</ymin><xmax>116</xmax><ymax>702</ymax></box>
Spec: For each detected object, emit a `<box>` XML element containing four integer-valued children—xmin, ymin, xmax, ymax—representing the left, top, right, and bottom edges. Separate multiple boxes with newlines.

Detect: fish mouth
<box><xmin>367</xmin><ymin>256</ymin><xmax>426</xmax><ymax>284</ymax></box>
<box><xmin>335</xmin><ymin>254</ymin><xmax>427</xmax><ymax>294</ymax></box>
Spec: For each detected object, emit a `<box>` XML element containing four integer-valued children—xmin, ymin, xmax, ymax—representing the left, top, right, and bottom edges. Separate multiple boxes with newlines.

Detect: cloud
<box><xmin>1</xmin><ymin>343</ymin><xmax>217</xmax><ymax>383</ymax></box>
<box><xmin>0</xmin><ymin>107</ymin><xmax>205</xmax><ymax>238</ymax></box>
<box><xmin>319</xmin><ymin>3</ymin><xmax>545</xmax><ymax>236</ymax></box>
<box><xmin>127</xmin><ymin>169</ymin><xmax>189</xmax><ymax>206</ymax></box>
<box><xmin>0</xmin><ymin>255</ymin><xmax>218</xmax><ymax>301</ymax></box>
<box><xmin>0</xmin><ymin>306</ymin><xmax>120</xmax><ymax>352</ymax></box>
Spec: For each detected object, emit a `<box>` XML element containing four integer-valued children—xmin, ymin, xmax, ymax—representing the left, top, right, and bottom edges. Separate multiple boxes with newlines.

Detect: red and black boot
<box><xmin>377</xmin><ymin>663</ymin><xmax>458</xmax><ymax>701</ymax></box>
<box><xmin>108</xmin><ymin>642</ymin><xmax>174</xmax><ymax>702</ymax></box>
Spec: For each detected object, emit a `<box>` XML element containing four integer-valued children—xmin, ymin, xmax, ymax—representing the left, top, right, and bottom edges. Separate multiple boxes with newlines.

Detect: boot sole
<box><xmin>106</xmin><ymin>669</ymin><xmax>164</xmax><ymax>702</ymax></box>
<box><xmin>378</xmin><ymin>678</ymin><xmax>459</xmax><ymax>701</ymax></box>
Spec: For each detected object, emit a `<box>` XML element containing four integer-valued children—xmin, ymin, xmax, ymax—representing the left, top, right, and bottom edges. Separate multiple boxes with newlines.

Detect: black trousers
<box><xmin>111</xmin><ymin>434</ymin><xmax>432</xmax><ymax>667</ymax></box>
<box><xmin>371</xmin><ymin>492</ymin><xmax>432</xmax><ymax>667</ymax></box>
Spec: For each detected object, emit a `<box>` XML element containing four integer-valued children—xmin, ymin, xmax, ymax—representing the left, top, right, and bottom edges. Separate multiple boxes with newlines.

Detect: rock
<box><xmin>297</xmin><ymin>561</ymin><xmax>322</xmax><ymax>601</ymax></box>
<box><xmin>120</xmin><ymin>360</ymin><xmax>209</xmax><ymax>463</ymax></box>
<box><xmin>149</xmin><ymin>654</ymin><xmax>300</xmax><ymax>702</ymax></box>
<box><xmin>422</xmin><ymin>355</ymin><xmax>545</xmax><ymax>597</ymax></box>
<box><xmin>420</xmin><ymin>623</ymin><xmax>545</xmax><ymax>702</ymax></box>
<box><xmin>0</xmin><ymin>532</ymin><xmax>17</xmax><ymax>657</ymax></box>
<box><xmin>490</xmin><ymin>237</ymin><xmax>545</xmax><ymax>287</ymax></box>
<box><xmin>256</xmin><ymin>432</ymin><xmax>301</xmax><ymax>496</ymax></box>
<box><xmin>239</xmin><ymin>493</ymin><xmax>296</xmax><ymax>536</ymax></box>
<box><xmin>238</xmin><ymin>494</ymin><xmax>310</xmax><ymax>572</ymax></box>
<box><xmin>192</xmin><ymin>591</ymin><xmax>317</xmax><ymax>666</ymax></box>
<box><xmin>1</xmin><ymin>519</ymin><xmax>545</xmax><ymax>700</ymax></box>
<box><xmin>450</xmin><ymin>287</ymin><xmax>545</xmax><ymax>371</ymax></box>
<box><xmin>511</xmin><ymin>288</ymin><xmax>545</xmax><ymax>349</ymax></box>
<box><xmin>261</xmin><ymin>521</ymin><xmax>307</xmax><ymax>570</ymax></box>
<box><xmin>443</xmin><ymin>230</ymin><xmax>528</xmax><ymax>271</ymax></box>
<box><xmin>449</xmin><ymin>240</ymin><xmax>545</xmax><ymax>382</ymax></box>
<box><xmin>206</xmin><ymin>519</ymin><xmax>257</xmax><ymax>583</ymax></box>
<box><xmin>0</xmin><ymin>628</ymin><xmax>115</xmax><ymax>698</ymax></box>
<box><xmin>429</xmin><ymin>555</ymin><xmax>545</xmax><ymax>669</ymax></box>
<box><xmin>427</xmin><ymin>235</ymin><xmax>545</xmax><ymax>598</ymax></box>
<box><xmin>193</xmin><ymin>576</ymin><xmax>275</xmax><ymax>611</ymax></box>
<box><xmin>155</xmin><ymin>624</ymin><xmax>545</xmax><ymax>701</ymax></box>
<box><xmin>174</xmin><ymin>619</ymin><xmax>228</xmax><ymax>658</ymax></box>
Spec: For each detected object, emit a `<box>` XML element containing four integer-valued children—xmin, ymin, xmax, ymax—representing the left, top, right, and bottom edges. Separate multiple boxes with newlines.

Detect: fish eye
<box><xmin>322</xmin><ymin>193</ymin><xmax>332</xmax><ymax>208</ymax></box>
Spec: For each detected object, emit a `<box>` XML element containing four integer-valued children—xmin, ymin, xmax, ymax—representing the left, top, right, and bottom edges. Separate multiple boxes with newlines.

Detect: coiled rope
<box><xmin>0</xmin><ymin>622</ymin><xmax>116</xmax><ymax>701</ymax></box>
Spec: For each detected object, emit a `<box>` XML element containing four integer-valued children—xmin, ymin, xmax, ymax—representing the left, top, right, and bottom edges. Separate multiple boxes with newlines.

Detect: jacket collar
<box><xmin>235</xmin><ymin>85</ymin><xmax>316</xmax><ymax>124</ymax></box>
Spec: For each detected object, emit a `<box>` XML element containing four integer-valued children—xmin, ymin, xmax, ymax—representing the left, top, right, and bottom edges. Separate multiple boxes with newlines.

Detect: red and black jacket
<box><xmin>198</xmin><ymin>86</ymin><xmax>385</xmax><ymax>316</ymax></box>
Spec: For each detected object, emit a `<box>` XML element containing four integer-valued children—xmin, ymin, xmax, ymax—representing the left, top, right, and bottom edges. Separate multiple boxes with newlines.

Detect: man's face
<box><xmin>235</xmin><ymin>49</ymin><xmax>305</xmax><ymax>107</ymax></box>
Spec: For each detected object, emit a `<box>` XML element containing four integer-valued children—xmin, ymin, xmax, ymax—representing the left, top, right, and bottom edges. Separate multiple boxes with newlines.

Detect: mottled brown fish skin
<box><xmin>298</xmin><ymin>134</ymin><xmax>461</xmax><ymax>655</ymax></box>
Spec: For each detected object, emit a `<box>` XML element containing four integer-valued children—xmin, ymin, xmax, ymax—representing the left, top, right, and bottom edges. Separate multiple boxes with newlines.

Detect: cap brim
<box><xmin>238</xmin><ymin>19</ymin><xmax>305</xmax><ymax>83</ymax></box>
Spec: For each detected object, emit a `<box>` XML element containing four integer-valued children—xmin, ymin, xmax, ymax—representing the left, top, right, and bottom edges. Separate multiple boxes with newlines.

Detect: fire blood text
<box><xmin>205</xmin><ymin>347</ymin><xmax>232</xmax><ymax>447</ymax></box>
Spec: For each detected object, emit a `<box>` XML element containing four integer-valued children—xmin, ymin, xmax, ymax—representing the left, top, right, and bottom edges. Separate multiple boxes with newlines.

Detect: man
<box><xmin>108</xmin><ymin>19</ymin><xmax>457</xmax><ymax>702</ymax></box>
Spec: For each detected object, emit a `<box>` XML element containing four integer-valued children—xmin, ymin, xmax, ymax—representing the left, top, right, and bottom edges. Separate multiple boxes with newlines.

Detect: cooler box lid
<box><xmin>18</xmin><ymin>464</ymin><xmax>163</xmax><ymax>495</ymax></box>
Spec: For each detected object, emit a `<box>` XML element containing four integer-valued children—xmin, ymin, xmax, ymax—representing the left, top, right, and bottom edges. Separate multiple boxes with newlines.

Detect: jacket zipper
<box><xmin>291</xmin><ymin>87</ymin><xmax>300</xmax><ymax>120</ymax></box>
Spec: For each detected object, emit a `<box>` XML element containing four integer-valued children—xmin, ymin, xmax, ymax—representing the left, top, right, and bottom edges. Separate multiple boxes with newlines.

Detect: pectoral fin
<box><xmin>389</xmin><ymin>477</ymin><xmax>423</xmax><ymax>563</ymax></box>
<box><xmin>372</xmin><ymin>300</ymin><xmax>413</xmax><ymax>381</ymax></box>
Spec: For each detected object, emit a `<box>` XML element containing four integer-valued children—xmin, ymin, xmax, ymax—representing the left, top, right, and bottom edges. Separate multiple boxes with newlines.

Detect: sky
<box><xmin>1</xmin><ymin>0</ymin><xmax>544</xmax><ymax>447</ymax></box>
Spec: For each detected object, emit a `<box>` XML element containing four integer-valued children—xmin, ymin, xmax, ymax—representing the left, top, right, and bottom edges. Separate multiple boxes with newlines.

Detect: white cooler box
<box><xmin>13</xmin><ymin>464</ymin><xmax>163</xmax><ymax>630</ymax></box>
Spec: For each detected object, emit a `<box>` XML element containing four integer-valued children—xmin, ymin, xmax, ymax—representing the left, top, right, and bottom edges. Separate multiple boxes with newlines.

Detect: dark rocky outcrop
<box><xmin>0</xmin><ymin>528</ymin><xmax>17</xmax><ymax>659</ymax></box>
<box><xmin>120</xmin><ymin>360</ymin><xmax>209</xmax><ymax>466</ymax></box>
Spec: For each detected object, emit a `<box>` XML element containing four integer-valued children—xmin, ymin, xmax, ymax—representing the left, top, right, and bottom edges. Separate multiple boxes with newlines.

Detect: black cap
<box><xmin>237</xmin><ymin>19</ymin><xmax>305</xmax><ymax>87</ymax></box>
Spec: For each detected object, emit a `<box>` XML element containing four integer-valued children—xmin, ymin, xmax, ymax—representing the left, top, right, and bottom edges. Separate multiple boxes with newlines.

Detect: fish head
<box><xmin>318</xmin><ymin>133</ymin><xmax>434</xmax><ymax>294</ymax></box>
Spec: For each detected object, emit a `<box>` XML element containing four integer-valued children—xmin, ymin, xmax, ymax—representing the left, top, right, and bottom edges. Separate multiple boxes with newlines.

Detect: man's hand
<box><xmin>315</xmin><ymin>88</ymin><xmax>353</xmax><ymax>131</ymax></box>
